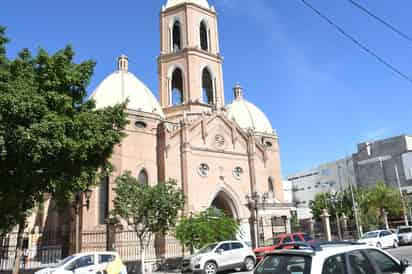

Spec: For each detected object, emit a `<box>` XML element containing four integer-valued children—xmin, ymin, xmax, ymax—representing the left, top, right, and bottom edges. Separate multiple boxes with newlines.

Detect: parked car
<box><xmin>34</xmin><ymin>252</ymin><xmax>127</xmax><ymax>274</ymax></box>
<box><xmin>254</xmin><ymin>241</ymin><xmax>412</xmax><ymax>274</ymax></box>
<box><xmin>253</xmin><ymin>233</ymin><xmax>314</xmax><ymax>262</ymax></box>
<box><xmin>181</xmin><ymin>240</ymin><xmax>255</xmax><ymax>274</ymax></box>
<box><xmin>398</xmin><ymin>226</ymin><xmax>412</xmax><ymax>245</ymax></box>
<box><xmin>357</xmin><ymin>229</ymin><xmax>398</xmax><ymax>249</ymax></box>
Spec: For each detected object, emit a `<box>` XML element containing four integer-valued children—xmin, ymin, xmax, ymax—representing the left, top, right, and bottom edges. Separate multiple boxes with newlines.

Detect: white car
<box><xmin>398</xmin><ymin>226</ymin><xmax>412</xmax><ymax>245</ymax></box>
<box><xmin>254</xmin><ymin>241</ymin><xmax>412</xmax><ymax>274</ymax></box>
<box><xmin>34</xmin><ymin>252</ymin><xmax>127</xmax><ymax>274</ymax></box>
<box><xmin>181</xmin><ymin>240</ymin><xmax>255</xmax><ymax>274</ymax></box>
<box><xmin>358</xmin><ymin>229</ymin><xmax>399</xmax><ymax>249</ymax></box>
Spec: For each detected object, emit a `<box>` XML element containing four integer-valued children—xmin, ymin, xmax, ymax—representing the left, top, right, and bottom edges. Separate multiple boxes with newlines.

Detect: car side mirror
<box><xmin>216</xmin><ymin>249</ymin><xmax>223</xmax><ymax>254</ymax></box>
<box><xmin>400</xmin><ymin>259</ymin><xmax>410</xmax><ymax>273</ymax></box>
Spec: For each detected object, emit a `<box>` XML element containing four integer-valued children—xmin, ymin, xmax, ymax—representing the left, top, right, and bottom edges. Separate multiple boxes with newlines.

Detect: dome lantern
<box><xmin>117</xmin><ymin>54</ymin><xmax>129</xmax><ymax>72</ymax></box>
<box><xmin>233</xmin><ymin>83</ymin><xmax>243</xmax><ymax>100</ymax></box>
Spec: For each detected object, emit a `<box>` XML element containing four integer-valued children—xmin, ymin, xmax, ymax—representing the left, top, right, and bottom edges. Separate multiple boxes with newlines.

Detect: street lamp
<box><xmin>246</xmin><ymin>192</ymin><xmax>260</xmax><ymax>249</ymax></box>
<box><xmin>73</xmin><ymin>187</ymin><xmax>93</xmax><ymax>253</ymax></box>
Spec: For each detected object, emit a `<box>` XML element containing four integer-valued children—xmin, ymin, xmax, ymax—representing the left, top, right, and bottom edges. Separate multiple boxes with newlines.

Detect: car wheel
<box><xmin>204</xmin><ymin>261</ymin><xmax>217</xmax><ymax>274</ymax></box>
<box><xmin>243</xmin><ymin>257</ymin><xmax>255</xmax><ymax>271</ymax></box>
<box><xmin>393</xmin><ymin>240</ymin><xmax>398</xmax><ymax>248</ymax></box>
<box><xmin>376</xmin><ymin>242</ymin><xmax>382</xmax><ymax>249</ymax></box>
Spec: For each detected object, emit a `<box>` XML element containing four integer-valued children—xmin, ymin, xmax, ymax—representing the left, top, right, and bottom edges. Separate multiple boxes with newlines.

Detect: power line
<box><xmin>345</xmin><ymin>0</ymin><xmax>412</xmax><ymax>44</ymax></box>
<box><xmin>300</xmin><ymin>0</ymin><xmax>412</xmax><ymax>85</ymax></box>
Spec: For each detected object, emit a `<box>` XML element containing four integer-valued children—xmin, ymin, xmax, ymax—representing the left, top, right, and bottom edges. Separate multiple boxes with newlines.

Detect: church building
<box><xmin>85</xmin><ymin>0</ymin><xmax>292</xmax><ymax>248</ymax></box>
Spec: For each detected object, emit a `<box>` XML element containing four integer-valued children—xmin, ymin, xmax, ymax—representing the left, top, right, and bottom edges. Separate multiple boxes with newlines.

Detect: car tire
<box><xmin>393</xmin><ymin>240</ymin><xmax>398</xmax><ymax>248</ymax></box>
<box><xmin>376</xmin><ymin>242</ymin><xmax>382</xmax><ymax>249</ymax></box>
<box><xmin>204</xmin><ymin>261</ymin><xmax>217</xmax><ymax>274</ymax></box>
<box><xmin>243</xmin><ymin>257</ymin><xmax>255</xmax><ymax>271</ymax></box>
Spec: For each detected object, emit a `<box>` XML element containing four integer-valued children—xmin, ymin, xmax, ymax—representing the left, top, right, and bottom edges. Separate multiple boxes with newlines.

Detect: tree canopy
<box><xmin>174</xmin><ymin>207</ymin><xmax>240</xmax><ymax>253</ymax></box>
<box><xmin>111</xmin><ymin>171</ymin><xmax>185</xmax><ymax>274</ymax></box>
<box><xmin>309</xmin><ymin>182</ymin><xmax>403</xmax><ymax>230</ymax></box>
<box><xmin>0</xmin><ymin>26</ymin><xmax>128</xmax><ymax>235</ymax></box>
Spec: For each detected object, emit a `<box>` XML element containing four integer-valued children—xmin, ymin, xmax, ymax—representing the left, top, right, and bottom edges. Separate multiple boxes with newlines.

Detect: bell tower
<box><xmin>158</xmin><ymin>0</ymin><xmax>225</xmax><ymax>121</ymax></box>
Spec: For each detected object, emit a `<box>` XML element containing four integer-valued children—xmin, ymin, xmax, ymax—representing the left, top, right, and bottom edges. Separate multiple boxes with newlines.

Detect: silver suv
<box><xmin>398</xmin><ymin>226</ymin><xmax>412</xmax><ymax>245</ymax></box>
<box><xmin>181</xmin><ymin>241</ymin><xmax>255</xmax><ymax>274</ymax></box>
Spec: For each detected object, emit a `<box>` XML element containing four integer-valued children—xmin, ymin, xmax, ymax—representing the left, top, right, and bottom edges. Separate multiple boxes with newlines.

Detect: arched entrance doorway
<box><xmin>210</xmin><ymin>191</ymin><xmax>238</xmax><ymax>219</ymax></box>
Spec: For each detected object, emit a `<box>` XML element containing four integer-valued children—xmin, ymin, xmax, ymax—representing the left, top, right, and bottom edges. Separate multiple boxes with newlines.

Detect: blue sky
<box><xmin>2</xmin><ymin>0</ymin><xmax>412</xmax><ymax>177</ymax></box>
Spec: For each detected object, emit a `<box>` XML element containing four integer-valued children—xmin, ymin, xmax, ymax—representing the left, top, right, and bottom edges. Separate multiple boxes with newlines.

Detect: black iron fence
<box><xmin>0</xmin><ymin>230</ymin><xmax>185</xmax><ymax>271</ymax></box>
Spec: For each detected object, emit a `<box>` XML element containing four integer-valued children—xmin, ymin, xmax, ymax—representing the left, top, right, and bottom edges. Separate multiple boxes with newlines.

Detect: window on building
<box><xmin>198</xmin><ymin>163</ymin><xmax>210</xmax><ymax>177</ymax></box>
<box><xmin>233</xmin><ymin>166</ymin><xmax>243</xmax><ymax>179</ymax></box>
<box><xmin>201</xmin><ymin>68</ymin><xmax>214</xmax><ymax>104</ymax></box>
<box><xmin>200</xmin><ymin>20</ymin><xmax>209</xmax><ymax>51</ymax></box>
<box><xmin>172</xmin><ymin>21</ymin><xmax>182</xmax><ymax>52</ymax></box>
<box><xmin>98</xmin><ymin>176</ymin><xmax>109</xmax><ymax>225</ymax></box>
<box><xmin>268</xmin><ymin>177</ymin><xmax>274</xmax><ymax>193</ymax></box>
<box><xmin>171</xmin><ymin>68</ymin><xmax>183</xmax><ymax>105</ymax></box>
<box><xmin>138</xmin><ymin>169</ymin><xmax>148</xmax><ymax>185</ymax></box>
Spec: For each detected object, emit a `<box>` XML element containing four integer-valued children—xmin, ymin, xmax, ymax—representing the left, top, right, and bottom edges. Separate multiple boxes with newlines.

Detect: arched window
<box><xmin>200</xmin><ymin>21</ymin><xmax>209</xmax><ymax>51</ymax></box>
<box><xmin>98</xmin><ymin>176</ymin><xmax>109</xmax><ymax>225</ymax></box>
<box><xmin>172</xmin><ymin>21</ymin><xmax>182</xmax><ymax>52</ymax></box>
<box><xmin>202</xmin><ymin>68</ymin><xmax>214</xmax><ymax>104</ymax></box>
<box><xmin>138</xmin><ymin>169</ymin><xmax>148</xmax><ymax>185</ymax></box>
<box><xmin>171</xmin><ymin>68</ymin><xmax>184</xmax><ymax>105</ymax></box>
<box><xmin>268</xmin><ymin>177</ymin><xmax>274</xmax><ymax>193</ymax></box>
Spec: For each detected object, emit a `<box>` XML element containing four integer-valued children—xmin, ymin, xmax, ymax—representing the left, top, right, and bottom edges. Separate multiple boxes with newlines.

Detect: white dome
<box><xmin>90</xmin><ymin>56</ymin><xmax>164</xmax><ymax>118</ymax></box>
<box><xmin>165</xmin><ymin>0</ymin><xmax>209</xmax><ymax>9</ymax></box>
<box><xmin>226</xmin><ymin>85</ymin><xmax>273</xmax><ymax>134</ymax></box>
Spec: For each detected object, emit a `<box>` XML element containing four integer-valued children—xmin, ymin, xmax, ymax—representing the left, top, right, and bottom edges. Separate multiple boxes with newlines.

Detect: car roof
<box><xmin>265</xmin><ymin>242</ymin><xmax>374</xmax><ymax>258</ymax></box>
<box><xmin>72</xmin><ymin>251</ymin><xmax>119</xmax><ymax>257</ymax></box>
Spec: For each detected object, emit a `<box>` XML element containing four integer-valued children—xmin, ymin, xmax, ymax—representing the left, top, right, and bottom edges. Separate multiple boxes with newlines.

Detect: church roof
<box><xmin>90</xmin><ymin>55</ymin><xmax>165</xmax><ymax>118</ymax></box>
<box><xmin>165</xmin><ymin>0</ymin><xmax>210</xmax><ymax>9</ymax></box>
<box><xmin>226</xmin><ymin>84</ymin><xmax>274</xmax><ymax>135</ymax></box>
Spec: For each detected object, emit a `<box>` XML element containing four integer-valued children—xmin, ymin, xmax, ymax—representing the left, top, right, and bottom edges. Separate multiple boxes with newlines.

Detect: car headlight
<box><xmin>192</xmin><ymin>256</ymin><xmax>202</xmax><ymax>265</ymax></box>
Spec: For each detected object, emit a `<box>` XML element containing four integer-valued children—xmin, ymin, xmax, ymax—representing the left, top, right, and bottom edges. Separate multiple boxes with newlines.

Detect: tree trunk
<box><xmin>139</xmin><ymin>239</ymin><xmax>145</xmax><ymax>274</ymax></box>
<box><xmin>12</xmin><ymin>220</ymin><xmax>26</xmax><ymax>274</ymax></box>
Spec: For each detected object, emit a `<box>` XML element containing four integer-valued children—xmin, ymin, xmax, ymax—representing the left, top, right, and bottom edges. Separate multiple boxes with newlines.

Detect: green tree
<box><xmin>174</xmin><ymin>208</ymin><xmax>239</xmax><ymax>253</ymax></box>
<box><xmin>368</xmin><ymin>182</ymin><xmax>403</xmax><ymax>227</ymax></box>
<box><xmin>111</xmin><ymin>171</ymin><xmax>185</xmax><ymax>274</ymax></box>
<box><xmin>309</xmin><ymin>192</ymin><xmax>334</xmax><ymax>221</ymax></box>
<box><xmin>0</xmin><ymin>26</ymin><xmax>128</xmax><ymax>274</ymax></box>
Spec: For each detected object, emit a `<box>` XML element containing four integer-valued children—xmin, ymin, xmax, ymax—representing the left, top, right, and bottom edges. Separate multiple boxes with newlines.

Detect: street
<box><xmin>227</xmin><ymin>245</ymin><xmax>412</xmax><ymax>274</ymax></box>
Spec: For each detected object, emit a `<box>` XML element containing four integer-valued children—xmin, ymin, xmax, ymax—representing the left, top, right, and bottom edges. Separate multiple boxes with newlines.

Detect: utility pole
<box><xmin>394</xmin><ymin>164</ymin><xmax>409</xmax><ymax>226</ymax></box>
<box><xmin>346</xmin><ymin>156</ymin><xmax>362</xmax><ymax>237</ymax></box>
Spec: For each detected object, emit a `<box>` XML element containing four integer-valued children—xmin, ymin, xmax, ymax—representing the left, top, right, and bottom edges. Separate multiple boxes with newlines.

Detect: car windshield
<box><xmin>362</xmin><ymin>232</ymin><xmax>379</xmax><ymax>239</ymax></box>
<box><xmin>399</xmin><ymin>227</ymin><xmax>412</xmax><ymax>233</ymax></box>
<box><xmin>197</xmin><ymin>243</ymin><xmax>218</xmax><ymax>254</ymax></box>
<box><xmin>55</xmin><ymin>255</ymin><xmax>75</xmax><ymax>268</ymax></box>
<box><xmin>255</xmin><ymin>254</ymin><xmax>311</xmax><ymax>274</ymax></box>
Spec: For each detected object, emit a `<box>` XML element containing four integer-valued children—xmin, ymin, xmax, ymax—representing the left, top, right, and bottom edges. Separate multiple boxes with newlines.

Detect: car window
<box><xmin>347</xmin><ymin>250</ymin><xmax>375</xmax><ymax>274</ymax></box>
<box><xmin>322</xmin><ymin>254</ymin><xmax>347</xmax><ymax>274</ymax></box>
<box><xmin>380</xmin><ymin>231</ymin><xmax>391</xmax><ymax>237</ymax></box>
<box><xmin>293</xmin><ymin>235</ymin><xmax>302</xmax><ymax>242</ymax></box>
<box><xmin>67</xmin><ymin>255</ymin><xmax>94</xmax><ymax>270</ymax></box>
<box><xmin>231</xmin><ymin>242</ymin><xmax>243</xmax><ymax>249</ymax></box>
<box><xmin>255</xmin><ymin>254</ymin><xmax>311</xmax><ymax>274</ymax></box>
<box><xmin>398</xmin><ymin>227</ymin><xmax>412</xmax><ymax>233</ymax></box>
<box><xmin>303</xmin><ymin>234</ymin><xmax>313</xmax><ymax>241</ymax></box>
<box><xmin>217</xmin><ymin>243</ymin><xmax>231</xmax><ymax>251</ymax></box>
<box><xmin>365</xmin><ymin>249</ymin><xmax>400</xmax><ymax>274</ymax></box>
<box><xmin>283</xmin><ymin>236</ymin><xmax>292</xmax><ymax>243</ymax></box>
<box><xmin>98</xmin><ymin>254</ymin><xmax>115</xmax><ymax>263</ymax></box>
